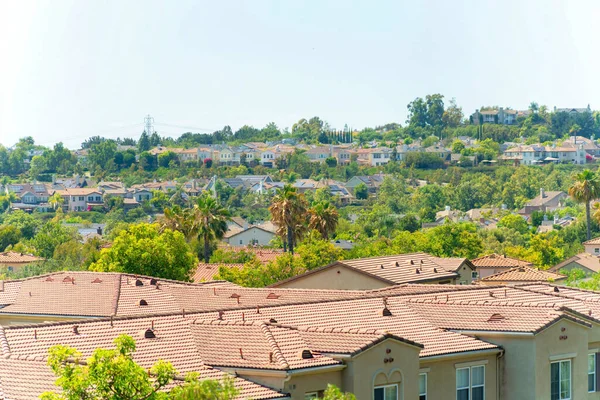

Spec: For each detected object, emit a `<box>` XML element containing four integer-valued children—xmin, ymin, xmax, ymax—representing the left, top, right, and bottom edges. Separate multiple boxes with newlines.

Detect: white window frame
<box><xmin>304</xmin><ymin>392</ymin><xmax>319</xmax><ymax>399</ymax></box>
<box><xmin>419</xmin><ymin>373</ymin><xmax>427</xmax><ymax>400</ymax></box>
<box><xmin>374</xmin><ymin>383</ymin><xmax>398</xmax><ymax>400</ymax></box>
<box><xmin>589</xmin><ymin>353</ymin><xmax>596</xmax><ymax>393</ymax></box>
<box><xmin>456</xmin><ymin>365</ymin><xmax>485</xmax><ymax>400</ymax></box>
<box><xmin>551</xmin><ymin>359</ymin><xmax>571</xmax><ymax>400</ymax></box>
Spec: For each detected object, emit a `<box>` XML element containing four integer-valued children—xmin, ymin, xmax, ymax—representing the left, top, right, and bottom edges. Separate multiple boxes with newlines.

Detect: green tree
<box><xmin>138</xmin><ymin>131</ymin><xmax>151</xmax><ymax>152</ymax></box>
<box><xmin>325</xmin><ymin>156</ymin><xmax>337</xmax><ymax>168</ymax></box>
<box><xmin>40</xmin><ymin>334</ymin><xmax>238</xmax><ymax>400</ymax></box>
<box><xmin>295</xmin><ymin>230</ymin><xmax>343</xmax><ymax>270</ymax></box>
<box><xmin>194</xmin><ymin>194</ymin><xmax>231</xmax><ymax>263</ymax></box>
<box><xmin>354</xmin><ymin>182</ymin><xmax>369</xmax><ymax>200</ymax></box>
<box><xmin>4</xmin><ymin>211</ymin><xmax>39</xmax><ymax>239</ymax></box>
<box><xmin>498</xmin><ymin>214</ymin><xmax>529</xmax><ymax>234</ymax></box>
<box><xmin>30</xmin><ymin>222</ymin><xmax>77</xmax><ymax>259</ymax></box>
<box><xmin>308</xmin><ymin>201</ymin><xmax>339</xmax><ymax>239</ymax></box>
<box><xmin>269</xmin><ymin>185</ymin><xmax>309</xmax><ymax>254</ymax></box>
<box><xmin>442</xmin><ymin>98</ymin><xmax>464</xmax><ymax>128</ymax></box>
<box><xmin>158</xmin><ymin>151</ymin><xmax>179</xmax><ymax>168</ymax></box>
<box><xmin>90</xmin><ymin>223</ymin><xmax>197</xmax><ymax>281</ymax></box>
<box><xmin>451</xmin><ymin>140</ymin><xmax>465</xmax><ymax>154</ymax></box>
<box><xmin>569</xmin><ymin>170</ymin><xmax>600</xmax><ymax>240</ymax></box>
<box><xmin>323</xmin><ymin>384</ymin><xmax>356</xmax><ymax>400</ymax></box>
<box><xmin>0</xmin><ymin>225</ymin><xmax>21</xmax><ymax>251</ymax></box>
<box><xmin>49</xmin><ymin>192</ymin><xmax>64</xmax><ymax>211</ymax></box>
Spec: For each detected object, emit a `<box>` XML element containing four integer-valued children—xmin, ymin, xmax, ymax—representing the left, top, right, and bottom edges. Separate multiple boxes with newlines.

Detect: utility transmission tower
<box><xmin>144</xmin><ymin>114</ymin><xmax>154</xmax><ymax>134</ymax></box>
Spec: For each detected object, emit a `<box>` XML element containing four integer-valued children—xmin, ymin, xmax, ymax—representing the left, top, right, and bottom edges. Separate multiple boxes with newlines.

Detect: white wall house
<box><xmin>223</xmin><ymin>226</ymin><xmax>276</xmax><ymax>247</ymax></box>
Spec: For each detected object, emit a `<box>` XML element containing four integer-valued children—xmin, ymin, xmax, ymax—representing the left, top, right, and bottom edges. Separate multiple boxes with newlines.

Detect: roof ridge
<box><xmin>515</xmin><ymin>284</ymin><xmax>600</xmax><ymax>303</ymax></box>
<box><xmin>259</xmin><ymin>322</ymin><xmax>290</xmax><ymax>369</ymax></box>
<box><xmin>0</xmin><ymin>326</ymin><xmax>10</xmax><ymax>358</ymax></box>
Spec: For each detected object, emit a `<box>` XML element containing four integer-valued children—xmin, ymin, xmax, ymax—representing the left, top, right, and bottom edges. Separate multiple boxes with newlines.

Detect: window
<box><xmin>551</xmin><ymin>360</ymin><xmax>571</xmax><ymax>400</ymax></box>
<box><xmin>374</xmin><ymin>384</ymin><xmax>397</xmax><ymax>400</ymax></box>
<box><xmin>304</xmin><ymin>390</ymin><xmax>323</xmax><ymax>400</ymax></box>
<box><xmin>419</xmin><ymin>373</ymin><xmax>427</xmax><ymax>400</ymax></box>
<box><xmin>79</xmin><ymin>196</ymin><xmax>84</xmax><ymax>201</ymax></box>
<box><xmin>239</xmin><ymin>239</ymin><xmax>243</xmax><ymax>245</ymax></box>
<box><xmin>589</xmin><ymin>354</ymin><xmax>596</xmax><ymax>392</ymax></box>
<box><xmin>595</xmin><ymin>248</ymin><xmax>599</xmax><ymax>254</ymax></box>
<box><xmin>457</xmin><ymin>365</ymin><xmax>484</xmax><ymax>400</ymax></box>
<box><xmin>472</xmin><ymin>271</ymin><xmax>479</xmax><ymax>279</ymax></box>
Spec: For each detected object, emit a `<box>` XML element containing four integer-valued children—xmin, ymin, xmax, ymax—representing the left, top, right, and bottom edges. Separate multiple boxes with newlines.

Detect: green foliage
<box><xmin>4</xmin><ymin>211</ymin><xmax>39</xmax><ymax>239</ymax></box>
<box><xmin>40</xmin><ymin>334</ymin><xmax>238</xmax><ymax>400</ymax></box>
<box><xmin>354</xmin><ymin>182</ymin><xmax>369</xmax><ymax>200</ymax></box>
<box><xmin>0</xmin><ymin>225</ymin><xmax>21</xmax><ymax>251</ymax></box>
<box><xmin>90</xmin><ymin>223</ymin><xmax>198</xmax><ymax>281</ymax></box>
<box><xmin>498</xmin><ymin>214</ymin><xmax>529</xmax><ymax>234</ymax></box>
<box><xmin>30</xmin><ymin>222</ymin><xmax>78</xmax><ymax>259</ymax></box>
<box><xmin>209</xmin><ymin>248</ymin><xmax>256</xmax><ymax>264</ymax></box>
<box><xmin>323</xmin><ymin>384</ymin><xmax>356</xmax><ymax>400</ymax></box>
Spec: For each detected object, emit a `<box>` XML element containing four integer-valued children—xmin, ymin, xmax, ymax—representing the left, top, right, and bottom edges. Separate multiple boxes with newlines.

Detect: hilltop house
<box><xmin>471</xmin><ymin>108</ymin><xmax>518</xmax><ymax>125</ymax></box>
<box><xmin>518</xmin><ymin>189</ymin><xmax>567</xmax><ymax>218</ymax></box>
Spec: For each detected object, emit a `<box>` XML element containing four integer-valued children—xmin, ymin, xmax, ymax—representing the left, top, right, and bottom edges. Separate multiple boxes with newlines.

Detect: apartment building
<box><xmin>471</xmin><ymin>108</ymin><xmax>519</xmax><ymax>125</ymax></box>
<box><xmin>0</xmin><ymin>271</ymin><xmax>599</xmax><ymax>399</ymax></box>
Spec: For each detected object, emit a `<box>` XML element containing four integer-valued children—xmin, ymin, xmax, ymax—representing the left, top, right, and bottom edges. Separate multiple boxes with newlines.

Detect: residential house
<box><xmin>3</xmin><ymin>271</ymin><xmax>600</xmax><ymax>399</ymax></box>
<box><xmin>549</xmin><ymin>251</ymin><xmax>600</xmax><ymax>276</ymax></box>
<box><xmin>471</xmin><ymin>253</ymin><xmax>534</xmax><ymax>279</ymax></box>
<box><xmin>0</xmin><ymin>252</ymin><xmax>44</xmax><ymax>272</ymax></box>
<box><xmin>130</xmin><ymin>188</ymin><xmax>152</xmax><ymax>203</ymax></box>
<box><xmin>434</xmin><ymin>206</ymin><xmax>464</xmax><ymax>224</ymax></box>
<box><xmin>479</xmin><ymin>265</ymin><xmax>566</xmax><ymax>285</ymax></box>
<box><xmin>501</xmin><ymin>142</ymin><xmax>587</xmax><ymax>165</ymax></box>
<box><xmin>55</xmin><ymin>188</ymin><xmax>104</xmax><ymax>212</ymax></box>
<box><xmin>331</xmin><ymin>145</ymin><xmax>354</xmax><ymax>165</ymax></box>
<box><xmin>173</xmin><ymin>148</ymin><xmax>200</xmax><ymax>163</ymax></box>
<box><xmin>554</xmin><ymin>104</ymin><xmax>592</xmax><ymax>114</ymax></box>
<box><xmin>331</xmin><ymin>239</ymin><xmax>356</xmax><ymax>250</ymax></box>
<box><xmin>471</xmin><ymin>108</ymin><xmax>518</xmax><ymax>125</ymax></box>
<box><xmin>222</xmin><ymin>223</ymin><xmax>277</xmax><ymax>247</ymax></box>
<box><xmin>355</xmin><ymin>147</ymin><xmax>392</xmax><ymax>167</ymax></box>
<box><xmin>345</xmin><ymin>174</ymin><xmax>387</xmax><ymax>194</ymax></box>
<box><xmin>305</xmin><ymin>146</ymin><xmax>331</xmax><ymax>163</ymax></box>
<box><xmin>271</xmin><ymin>253</ymin><xmax>476</xmax><ymax>289</ymax></box>
<box><xmin>5</xmin><ymin>183</ymin><xmax>52</xmax><ymax>211</ymax></box>
<box><xmin>518</xmin><ymin>189</ymin><xmax>568</xmax><ymax>218</ymax></box>
<box><xmin>425</xmin><ymin>145</ymin><xmax>451</xmax><ymax>161</ymax></box>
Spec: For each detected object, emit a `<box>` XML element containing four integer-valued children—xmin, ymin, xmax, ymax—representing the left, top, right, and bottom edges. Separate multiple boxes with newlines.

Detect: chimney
<box><xmin>540</xmin><ymin>188</ymin><xmax>545</xmax><ymax>199</ymax></box>
<box><xmin>445</xmin><ymin>205</ymin><xmax>451</xmax><ymax>213</ymax></box>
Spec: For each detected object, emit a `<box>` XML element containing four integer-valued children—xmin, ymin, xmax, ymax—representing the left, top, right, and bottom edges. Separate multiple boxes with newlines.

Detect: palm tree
<box><xmin>49</xmin><ymin>192</ymin><xmax>64</xmax><ymax>211</ymax></box>
<box><xmin>194</xmin><ymin>194</ymin><xmax>230</xmax><ymax>263</ymax></box>
<box><xmin>160</xmin><ymin>205</ymin><xmax>198</xmax><ymax>241</ymax></box>
<box><xmin>569</xmin><ymin>170</ymin><xmax>600</xmax><ymax>240</ymax></box>
<box><xmin>269</xmin><ymin>185</ymin><xmax>308</xmax><ymax>254</ymax></box>
<box><xmin>308</xmin><ymin>201</ymin><xmax>339</xmax><ymax>239</ymax></box>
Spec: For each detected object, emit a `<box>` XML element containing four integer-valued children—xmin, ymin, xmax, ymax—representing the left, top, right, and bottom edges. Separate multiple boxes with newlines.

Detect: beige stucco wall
<box><xmin>274</xmin><ymin>265</ymin><xmax>389</xmax><ymax>290</ymax></box>
<box><xmin>236</xmin><ymin>369</ymin><xmax>343</xmax><ymax>400</ymax></box>
<box><xmin>554</xmin><ymin>261</ymin><xmax>596</xmax><ymax>276</ymax></box>
<box><xmin>343</xmin><ymin>338</ymin><xmax>421</xmax><ymax>400</ymax></box>
<box><xmin>535</xmin><ymin>320</ymin><xmax>590</xmax><ymax>400</ymax></box>
<box><xmin>420</xmin><ymin>352</ymin><xmax>498</xmax><ymax>400</ymax></box>
<box><xmin>456</xmin><ymin>263</ymin><xmax>474</xmax><ymax>284</ymax></box>
<box><xmin>475</xmin><ymin>319</ymin><xmax>593</xmax><ymax>400</ymax></box>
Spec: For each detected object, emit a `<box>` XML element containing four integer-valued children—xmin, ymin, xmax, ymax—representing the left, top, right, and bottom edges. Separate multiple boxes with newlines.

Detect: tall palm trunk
<box><xmin>587</xmin><ymin>201</ymin><xmax>592</xmax><ymax>241</ymax></box>
<box><xmin>204</xmin><ymin>232</ymin><xmax>211</xmax><ymax>263</ymax></box>
<box><xmin>287</xmin><ymin>225</ymin><xmax>294</xmax><ymax>255</ymax></box>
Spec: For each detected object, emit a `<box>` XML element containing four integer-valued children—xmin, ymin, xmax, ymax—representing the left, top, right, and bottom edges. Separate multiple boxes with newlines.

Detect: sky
<box><xmin>1</xmin><ymin>0</ymin><xmax>599</xmax><ymax>149</ymax></box>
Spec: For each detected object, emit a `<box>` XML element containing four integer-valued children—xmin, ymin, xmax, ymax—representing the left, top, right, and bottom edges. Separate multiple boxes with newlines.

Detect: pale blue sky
<box><xmin>1</xmin><ymin>0</ymin><xmax>599</xmax><ymax>149</ymax></box>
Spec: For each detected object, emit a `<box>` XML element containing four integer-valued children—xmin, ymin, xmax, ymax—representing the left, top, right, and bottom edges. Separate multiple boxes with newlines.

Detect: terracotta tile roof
<box><xmin>193</xmin><ymin>263</ymin><xmax>244</xmax><ymax>282</ymax></box>
<box><xmin>190</xmin><ymin>320</ymin><xmax>340</xmax><ymax>370</ymax></box>
<box><xmin>481</xmin><ymin>266</ymin><xmax>566</xmax><ymax>283</ymax></box>
<box><xmin>273</xmin><ymin>253</ymin><xmax>468</xmax><ymax>287</ymax></box>
<box><xmin>0</xmin><ymin>351</ymin><xmax>286</xmax><ymax>400</ymax></box>
<box><xmin>0</xmin><ymin>272</ymin><xmax>238</xmax><ymax>318</ymax></box>
<box><xmin>404</xmin><ymin>301</ymin><xmax>582</xmax><ymax>333</ymax></box>
<box><xmin>584</xmin><ymin>237</ymin><xmax>600</xmax><ymax>245</ymax></box>
<box><xmin>54</xmin><ymin>188</ymin><xmax>102</xmax><ymax>196</ymax></box>
<box><xmin>0</xmin><ymin>252</ymin><xmax>45</xmax><ymax>264</ymax></box>
<box><xmin>471</xmin><ymin>253</ymin><xmax>533</xmax><ymax>268</ymax></box>
<box><xmin>297</xmin><ymin>326</ymin><xmax>423</xmax><ymax>355</ymax></box>
<box><xmin>550</xmin><ymin>252</ymin><xmax>600</xmax><ymax>274</ymax></box>
<box><xmin>196</xmin><ymin>297</ymin><xmax>499</xmax><ymax>358</ymax></box>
